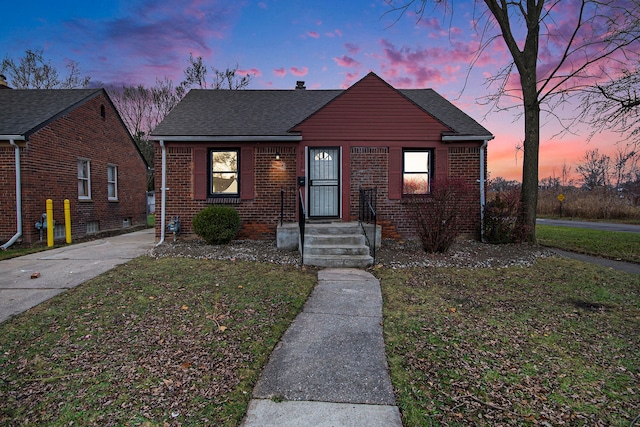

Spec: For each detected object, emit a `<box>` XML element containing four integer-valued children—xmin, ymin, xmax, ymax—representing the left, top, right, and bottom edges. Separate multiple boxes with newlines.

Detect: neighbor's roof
<box><xmin>152</xmin><ymin>83</ymin><xmax>492</xmax><ymax>139</ymax></box>
<box><xmin>0</xmin><ymin>89</ymin><xmax>103</xmax><ymax>137</ymax></box>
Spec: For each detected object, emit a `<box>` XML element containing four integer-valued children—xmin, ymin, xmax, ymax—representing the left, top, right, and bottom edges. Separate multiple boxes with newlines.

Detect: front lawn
<box><xmin>0</xmin><ymin>257</ymin><xmax>316</xmax><ymax>426</ymax></box>
<box><xmin>379</xmin><ymin>258</ymin><xmax>639</xmax><ymax>426</ymax></box>
<box><xmin>536</xmin><ymin>224</ymin><xmax>640</xmax><ymax>263</ymax></box>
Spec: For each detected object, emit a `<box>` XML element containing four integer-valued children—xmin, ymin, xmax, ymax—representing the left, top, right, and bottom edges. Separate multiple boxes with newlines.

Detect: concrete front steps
<box><xmin>302</xmin><ymin>222</ymin><xmax>374</xmax><ymax>268</ymax></box>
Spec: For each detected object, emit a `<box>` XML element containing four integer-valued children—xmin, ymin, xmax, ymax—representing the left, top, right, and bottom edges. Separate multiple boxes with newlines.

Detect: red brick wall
<box><xmin>350</xmin><ymin>145</ymin><xmax>484</xmax><ymax>240</ymax></box>
<box><xmin>155</xmin><ymin>144</ymin><xmax>297</xmax><ymax>241</ymax></box>
<box><xmin>156</xmin><ymin>141</ymin><xmax>485</xmax><ymax>242</ymax></box>
<box><xmin>0</xmin><ymin>92</ymin><xmax>148</xmax><ymax>245</ymax></box>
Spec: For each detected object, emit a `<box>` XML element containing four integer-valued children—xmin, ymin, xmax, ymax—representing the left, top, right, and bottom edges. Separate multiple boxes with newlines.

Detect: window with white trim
<box><xmin>78</xmin><ymin>158</ymin><xmax>91</xmax><ymax>200</ymax></box>
<box><xmin>209</xmin><ymin>149</ymin><xmax>239</xmax><ymax>197</ymax></box>
<box><xmin>107</xmin><ymin>164</ymin><xmax>118</xmax><ymax>201</ymax></box>
<box><xmin>403</xmin><ymin>150</ymin><xmax>432</xmax><ymax>195</ymax></box>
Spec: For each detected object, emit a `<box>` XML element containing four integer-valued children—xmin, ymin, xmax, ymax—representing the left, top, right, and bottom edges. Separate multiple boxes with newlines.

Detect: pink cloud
<box><xmin>344</xmin><ymin>42</ymin><xmax>360</xmax><ymax>55</ymax></box>
<box><xmin>307</xmin><ymin>31</ymin><xmax>320</xmax><ymax>39</ymax></box>
<box><xmin>237</xmin><ymin>67</ymin><xmax>262</xmax><ymax>77</ymax></box>
<box><xmin>273</xmin><ymin>68</ymin><xmax>286</xmax><ymax>77</ymax></box>
<box><xmin>290</xmin><ymin>66</ymin><xmax>308</xmax><ymax>76</ymax></box>
<box><xmin>342</xmin><ymin>71</ymin><xmax>362</xmax><ymax>88</ymax></box>
<box><xmin>334</xmin><ymin>55</ymin><xmax>361</xmax><ymax>68</ymax></box>
<box><xmin>334</xmin><ymin>29</ymin><xmax>343</xmax><ymax>37</ymax></box>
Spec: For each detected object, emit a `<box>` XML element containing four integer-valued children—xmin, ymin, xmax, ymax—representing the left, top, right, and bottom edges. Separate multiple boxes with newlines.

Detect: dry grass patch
<box><xmin>0</xmin><ymin>257</ymin><xmax>316</xmax><ymax>426</ymax></box>
<box><xmin>379</xmin><ymin>258</ymin><xmax>639</xmax><ymax>426</ymax></box>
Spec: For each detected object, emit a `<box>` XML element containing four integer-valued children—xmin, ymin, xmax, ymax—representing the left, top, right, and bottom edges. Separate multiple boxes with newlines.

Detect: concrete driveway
<box><xmin>0</xmin><ymin>228</ymin><xmax>155</xmax><ymax>324</ymax></box>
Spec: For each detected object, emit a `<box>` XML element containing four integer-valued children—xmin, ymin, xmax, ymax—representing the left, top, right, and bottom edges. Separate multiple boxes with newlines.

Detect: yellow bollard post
<box><xmin>46</xmin><ymin>199</ymin><xmax>54</xmax><ymax>247</ymax></box>
<box><xmin>64</xmin><ymin>199</ymin><xmax>72</xmax><ymax>244</ymax></box>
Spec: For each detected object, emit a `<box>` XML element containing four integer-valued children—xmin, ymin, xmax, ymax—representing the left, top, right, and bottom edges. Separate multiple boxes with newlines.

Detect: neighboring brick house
<box><xmin>151</xmin><ymin>72</ymin><xmax>493</xmax><ymax>242</ymax></box>
<box><xmin>0</xmin><ymin>88</ymin><xmax>148</xmax><ymax>248</ymax></box>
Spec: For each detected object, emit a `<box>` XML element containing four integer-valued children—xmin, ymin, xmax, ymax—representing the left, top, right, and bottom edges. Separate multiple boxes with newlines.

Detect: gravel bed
<box><xmin>150</xmin><ymin>237</ymin><xmax>554</xmax><ymax>269</ymax></box>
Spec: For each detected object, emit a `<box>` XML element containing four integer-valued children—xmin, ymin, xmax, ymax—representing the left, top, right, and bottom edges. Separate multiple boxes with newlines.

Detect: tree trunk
<box><xmin>520</xmin><ymin>99</ymin><xmax>540</xmax><ymax>242</ymax></box>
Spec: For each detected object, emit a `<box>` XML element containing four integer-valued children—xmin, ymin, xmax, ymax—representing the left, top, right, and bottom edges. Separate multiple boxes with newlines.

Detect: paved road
<box><xmin>0</xmin><ymin>229</ymin><xmax>156</xmax><ymax>324</ymax></box>
<box><xmin>537</xmin><ymin>218</ymin><xmax>640</xmax><ymax>233</ymax></box>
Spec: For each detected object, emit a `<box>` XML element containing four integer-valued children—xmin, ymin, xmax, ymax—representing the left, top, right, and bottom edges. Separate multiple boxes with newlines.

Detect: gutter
<box><xmin>156</xmin><ymin>140</ymin><xmax>167</xmax><ymax>246</ymax></box>
<box><xmin>151</xmin><ymin>135</ymin><xmax>302</xmax><ymax>142</ymax></box>
<box><xmin>1</xmin><ymin>138</ymin><xmax>25</xmax><ymax>250</ymax></box>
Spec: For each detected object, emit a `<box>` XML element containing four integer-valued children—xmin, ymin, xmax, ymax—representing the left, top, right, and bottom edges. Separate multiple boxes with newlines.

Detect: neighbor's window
<box><xmin>78</xmin><ymin>158</ymin><xmax>91</xmax><ymax>200</ymax></box>
<box><xmin>107</xmin><ymin>164</ymin><xmax>118</xmax><ymax>201</ymax></box>
<box><xmin>403</xmin><ymin>150</ymin><xmax>432</xmax><ymax>195</ymax></box>
<box><xmin>209</xmin><ymin>149</ymin><xmax>239</xmax><ymax>196</ymax></box>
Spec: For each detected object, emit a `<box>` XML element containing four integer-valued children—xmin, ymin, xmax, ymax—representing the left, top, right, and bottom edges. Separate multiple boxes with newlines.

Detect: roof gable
<box><xmin>290</xmin><ymin>72</ymin><xmax>452</xmax><ymax>134</ymax></box>
<box><xmin>0</xmin><ymin>89</ymin><xmax>103</xmax><ymax>137</ymax></box>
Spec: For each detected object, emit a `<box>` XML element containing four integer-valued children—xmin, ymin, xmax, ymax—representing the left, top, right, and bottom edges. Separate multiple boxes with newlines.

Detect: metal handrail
<box><xmin>280</xmin><ymin>188</ymin><xmax>284</xmax><ymax>226</ymax></box>
<box><xmin>358</xmin><ymin>187</ymin><xmax>377</xmax><ymax>264</ymax></box>
<box><xmin>298</xmin><ymin>188</ymin><xmax>307</xmax><ymax>265</ymax></box>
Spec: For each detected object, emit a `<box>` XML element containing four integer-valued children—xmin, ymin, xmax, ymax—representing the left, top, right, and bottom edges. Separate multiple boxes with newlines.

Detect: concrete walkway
<box><xmin>240</xmin><ymin>268</ymin><xmax>403</xmax><ymax>427</ymax></box>
<box><xmin>0</xmin><ymin>228</ymin><xmax>155</xmax><ymax>324</ymax></box>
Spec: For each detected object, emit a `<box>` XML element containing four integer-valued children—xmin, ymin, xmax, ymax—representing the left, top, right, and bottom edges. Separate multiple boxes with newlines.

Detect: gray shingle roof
<box><xmin>151</xmin><ymin>80</ymin><xmax>492</xmax><ymax>139</ymax></box>
<box><xmin>152</xmin><ymin>89</ymin><xmax>343</xmax><ymax>137</ymax></box>
<box><xmin>0</xmin><ymin>89</ymin><xmax>102</xmax><ymax>137</ymax></box>
<box><xmin>400</xmin><ymin>89</ymin><xmax>492</xmax><ymax>137</ymax></box>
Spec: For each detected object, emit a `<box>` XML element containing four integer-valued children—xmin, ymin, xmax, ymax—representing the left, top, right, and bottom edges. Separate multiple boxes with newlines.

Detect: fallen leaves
<box><xmin>0</xmin><ymin>257</ymin><xmax>317</xmax><ymax>426</ymax></box>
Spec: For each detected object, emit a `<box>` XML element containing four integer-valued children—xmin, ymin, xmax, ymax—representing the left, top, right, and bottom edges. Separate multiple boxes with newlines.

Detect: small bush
<box><xmin>484</xmin><ymin>188</ymin><xmax>529</xmax><ymax>243</ymax></box>
<box><xmin>192</xmin><ymin>205</ymin><xmax>240</xmax><ymax>245</ymax></box>
<box><xmin>405</xmin><ymin>177</ymin><xmax>475</xmax><ymax>253</ymax></box>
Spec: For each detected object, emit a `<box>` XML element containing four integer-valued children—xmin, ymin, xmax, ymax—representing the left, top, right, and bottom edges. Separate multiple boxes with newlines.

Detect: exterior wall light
<box><xmin>275</xmin><ymin>151</ymin><xmax>281</xmax><ymax>160</ymax></box>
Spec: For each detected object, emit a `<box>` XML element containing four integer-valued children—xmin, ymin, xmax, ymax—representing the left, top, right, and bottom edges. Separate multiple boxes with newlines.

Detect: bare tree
<box><xmin>108</xmin><ymin>78</ymin><xmax>185</xmax><ymax>169</ymax></box>
<box><xmin>576</xmin><ymin>148</ymin><xmax>611</xmax><ymax>189</ymax></box>
<box><xmin>1</xmin><ymin>49</ymin><xmax>90</xmax><ymax>89</ymax></box>
<box><xmin>612</xmin><ymin>146</ymin><xmax>639</xmax><ymax>188</ymax></box>
<box><xmin>386</xmin><ymin>0</ymin><xmax>640</xmax><ymax>241</ymax></box>
<box><xmin>580</xmin><ymin>63</ymin><xmax>640</xmax><ymax>145</ymax></box>
<box><xmin>182</xmin><ymin>54</ymin><xmax>253</xmax><ymax>90</ymax></box>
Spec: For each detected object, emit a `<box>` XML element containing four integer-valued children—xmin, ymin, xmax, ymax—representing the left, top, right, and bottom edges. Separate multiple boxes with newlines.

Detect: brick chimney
<box><xmin>0</xmin><ymin>74</ymin><xmax>11</xmax><ymax>89</ymax></box>
<box><xmin>295</xmin><ymin>81</ymin><xmax>306</xmax><ymax>90</ymax></box>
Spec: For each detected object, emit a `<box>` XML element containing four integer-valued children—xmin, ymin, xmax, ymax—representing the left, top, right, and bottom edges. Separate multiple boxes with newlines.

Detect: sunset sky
<box><xmin>1</xmin><ymin>0</ymin><xmax>629</xmax><ymax>182</ymax></box>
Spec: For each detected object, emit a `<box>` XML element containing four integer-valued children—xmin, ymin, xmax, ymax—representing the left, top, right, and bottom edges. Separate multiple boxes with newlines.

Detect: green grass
<box><xmin>537</xmin><ymin>224</ymin><xmax>640</xmax><ymax>263</ymax></box>
<box><xmin>378</xmin><ymin>259</ymin><xmax>640</xmax><ymax>426</ymax></box>
<box><xmin>0</xmin><ymin>257</ymin><xmax>316</xmax><ymax>426</ymax></box>
<box><xmin>0</xmin><ymin>244</ymin><xmax>50</xmax><ymax>261</ymax></box>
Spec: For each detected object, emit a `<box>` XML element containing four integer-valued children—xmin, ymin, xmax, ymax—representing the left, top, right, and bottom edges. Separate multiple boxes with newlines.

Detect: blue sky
<box><xmin>1</xmin><ymin>0</ymin><xmax>627</xmax><ymax>181</ymax></box>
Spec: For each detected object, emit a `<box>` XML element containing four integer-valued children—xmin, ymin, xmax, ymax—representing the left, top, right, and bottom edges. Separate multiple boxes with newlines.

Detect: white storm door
<box><xmin>309</xmin><ymin>148</ymin><xmax>340</xmax><ymax>217</ymax></box>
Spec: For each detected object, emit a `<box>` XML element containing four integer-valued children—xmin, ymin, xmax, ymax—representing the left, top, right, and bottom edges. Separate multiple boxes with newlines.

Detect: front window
<box><xmin>209</xmin><ymin>149</ymin><xmax>239</xmax><ymax>196</ymax></box>
<box><xmin>78</xmin><ymin>159</ymin><xmax>91</xmax><ymax>200</ymax></box>
<box><xmin>403</xmin><ymin>150</ymin><xmax>432</xmax><ymax>195</ymax></box>
<box><xmin>107</xmin><ymin>164</ymin><xmax>118</xmax><ymax>201</ymax></box>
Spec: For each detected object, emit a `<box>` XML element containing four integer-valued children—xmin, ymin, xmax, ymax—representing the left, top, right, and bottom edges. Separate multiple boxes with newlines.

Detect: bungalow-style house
<box><xmin>0</xmin><ymin>84</ymin><xmax>148</xmax><ymax>248</ymax></box>
<box><xmin>151</xmin><ymin>72</ymin><xmax>493</xmax><ymax>265</ymax></box>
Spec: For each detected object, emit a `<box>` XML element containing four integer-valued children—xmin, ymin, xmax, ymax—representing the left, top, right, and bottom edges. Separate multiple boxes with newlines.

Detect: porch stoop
<box><xmin>303</xmin><ymin>222</ymin><xmax>374</xmax><ymax>268</ymax></box>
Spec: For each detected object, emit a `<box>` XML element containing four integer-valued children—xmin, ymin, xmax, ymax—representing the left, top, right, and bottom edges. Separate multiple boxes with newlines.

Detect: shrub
<box><xmin>405</xmin><ymin>177</ymin><xmax>475</xmax><ymax>253</ymax></box>
<box><xmin>484</xmin><ymin>188</ymin><xmax>529</xmax><ymax>243</ymax></box>
<box><xmin>192</xmin><ymin>205</ymin><xmax>240</xmax><ymax>245</ymax></box>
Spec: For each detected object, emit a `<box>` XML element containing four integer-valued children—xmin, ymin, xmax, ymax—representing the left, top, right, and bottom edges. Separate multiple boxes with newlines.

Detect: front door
<box><xmin>308</xmin><ymin>148</ymin><xmax>340</xmax><ymax>217</ymax></box>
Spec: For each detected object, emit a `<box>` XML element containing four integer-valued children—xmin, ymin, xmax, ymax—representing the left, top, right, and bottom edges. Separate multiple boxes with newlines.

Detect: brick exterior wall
<box><xmin>155</xmin><ymin>144</ymin><xmax>297</xmax><ymax>241</ymax></box>
<box><xmin>0</xmin><ymin>93</ymin><xmax>148</xmax><ymax>245</ymax></box>
<box><xmin>156</xmin><ymin>142</ymin><xmax>485</xmax><ymax>242</ymax></box>
<box><xmin>350</xmin><ymin>145</ymin><xmax>484</xmax><ymax>241</ymax></box>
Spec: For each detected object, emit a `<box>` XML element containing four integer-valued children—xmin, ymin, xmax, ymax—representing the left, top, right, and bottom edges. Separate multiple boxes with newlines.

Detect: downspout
<box><xmin>479</xmin><ymin>139</ymin><xmax>489</xmax><ymax>243</ymax></box>
<box><xmin>1</xmin><ymin>139</ymin><xmax>23</xmax><ymax>250</ymax></box>
<box><xmin>156</xmin><ymin>140</ymin><xmax>167</xmax><ymax>246</ymax></box>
